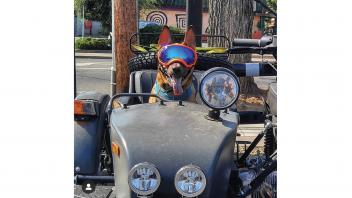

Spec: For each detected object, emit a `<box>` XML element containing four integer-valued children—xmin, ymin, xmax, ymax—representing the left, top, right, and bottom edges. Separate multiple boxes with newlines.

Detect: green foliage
<box><xmin>74</xmin><ymin>0</ymin><xmax>111</xmax><ymax>32</ymax></box>
<box><xmin>75</xmin><ymin>38</ymin><xmax>111</xmax><ymax>50</ymax></box>
<box><xmin>139</xmin><ymin>0</ymin><xmax>163</xmax><ymax>16</ymax></box>
<box><xmin>266</xmin><ymin>0</ymin><xmax>277</xmax><ymax>11</ymax></box>
<box><xmin>86</xmin><ymin>0</ymin><xmax>112</xmax><ymax>31</ymax></box>
<box><xmin>74</xmin><ymin>0</ymin><xmax>85</xmax><ymax>17</ymax></box>
<box><xmin>139</xmin><ymin>25</ymin><xmax>184</xmax><ymax>46</ymax></box>
<box><xmin>138</xmin><ymin>0</ymin><xmax>161</xmax><ymax>10</ymax></box>
<box><xmin>74</xmin><ymin>0</ymin><xmax>165</xmax><ymax>34</ymax></box>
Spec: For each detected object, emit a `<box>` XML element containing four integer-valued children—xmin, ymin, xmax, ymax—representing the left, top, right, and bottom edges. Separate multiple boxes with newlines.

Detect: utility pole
<box><xmin>111</xmin><ymin>0</ymin><xmax>137</xmax><ymax>95</ymax></box>
<box><xmin>186</xmin><ymin>0</ymin><xmax>203</xmax><ymax>46</ymax></box>
<box><xmin>82</xmin><ymin>4</ymin><xmax>85</xmax><ymax>38</ymax></box>
<box><xmin>110</xmin><ymin>0</ymin><xmax>116</xmax><ymax>96</ymax></box>
<box><xmin>74</xmin><ymin>44</ymin><xmax>77</xmax><ymax>98</ymax></box>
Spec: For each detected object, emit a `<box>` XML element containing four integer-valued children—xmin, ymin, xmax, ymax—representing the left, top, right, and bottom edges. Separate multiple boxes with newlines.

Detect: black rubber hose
<box><xmin>128</xmin><ymin>52</ymin><xmax>277</xmax><ymax>77</ymax></box>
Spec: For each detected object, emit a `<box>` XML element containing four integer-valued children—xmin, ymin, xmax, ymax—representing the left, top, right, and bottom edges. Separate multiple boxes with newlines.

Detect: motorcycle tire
<box><xmin>128</xmin><ymin>52</ymin><xmax>233</xmax><ymax>73</ymax></box>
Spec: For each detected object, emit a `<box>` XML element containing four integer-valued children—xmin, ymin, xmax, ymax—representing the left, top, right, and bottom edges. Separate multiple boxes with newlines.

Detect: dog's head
<box><xmin>156</xmin><ymin>26</ymin><xmax>197</xmax><ymax>96</ymax></box>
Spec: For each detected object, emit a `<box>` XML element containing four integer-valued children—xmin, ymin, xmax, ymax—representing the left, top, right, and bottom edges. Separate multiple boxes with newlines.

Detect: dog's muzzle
<box><xmin>158</xmin><ymin>64</ymin><xmax>194</xmax><ymax>96</ymax></box>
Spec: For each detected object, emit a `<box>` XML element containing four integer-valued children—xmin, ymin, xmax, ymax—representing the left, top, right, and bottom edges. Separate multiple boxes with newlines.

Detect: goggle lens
<box><xmin>158</xmin><ymin>45</ymin><xmax>197</xmax><ymax>67</ymax></box>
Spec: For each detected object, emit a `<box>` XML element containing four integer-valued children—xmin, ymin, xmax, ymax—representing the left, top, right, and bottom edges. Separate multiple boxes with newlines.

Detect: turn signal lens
<box><xmin>74</xmin><ymin>100</ymin><xmax>97</xmax><ymax>115</ymax></box>
<box><xmin>111</xmin><ymin>142</ymin><xmax>120</xmax><ymax>157</ymax></box>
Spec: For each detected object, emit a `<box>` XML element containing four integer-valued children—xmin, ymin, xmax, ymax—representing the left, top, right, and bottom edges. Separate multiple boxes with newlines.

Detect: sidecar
<box><xmin>75</xmin><ymin>66</ymin><xmax>241</xmax><ymax>197</ymax></box>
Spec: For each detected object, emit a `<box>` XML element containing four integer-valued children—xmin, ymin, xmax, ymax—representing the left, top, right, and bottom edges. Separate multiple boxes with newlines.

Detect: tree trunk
<box><xmin>113</xmin><ymin>0</ymin><xmax>137</xmax><ymax>93</ymax></box>
<box><xmin>208</xmin><ymin>0</ymin><xmax>264</xmax><ymax>97</ymax></box>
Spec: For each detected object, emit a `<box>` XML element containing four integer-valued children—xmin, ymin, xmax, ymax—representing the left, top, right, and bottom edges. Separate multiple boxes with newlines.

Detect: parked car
<box><xmin>139</xmin><ymin>20</ymin><xmax>162</xmax><ymax>29</ymax></box>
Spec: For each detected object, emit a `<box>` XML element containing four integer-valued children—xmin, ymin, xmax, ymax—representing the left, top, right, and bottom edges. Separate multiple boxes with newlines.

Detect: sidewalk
<box><xmin>75</xmin><ymin>50</ymin><xmax>112</xmax><ymax>59</ymax></box>
<box><xmin>238</xmin><ymin>123</ymin><xmax>264</xmax><ymax>136</ymax></box>
<box><xmin>237</xmin><ymin>123</ymin><xmax>265</xmax><ymax>147</ymax></box>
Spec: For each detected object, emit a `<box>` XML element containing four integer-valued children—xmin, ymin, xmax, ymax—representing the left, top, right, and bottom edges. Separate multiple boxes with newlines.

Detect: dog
<box><xmin>149</xmin><ymin>26</ymin><xmax>198</xmax><ymax>103</ymax></box>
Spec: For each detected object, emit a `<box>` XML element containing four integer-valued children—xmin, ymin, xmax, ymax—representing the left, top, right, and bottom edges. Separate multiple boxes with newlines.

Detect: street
<box><xmin>75</xmin><ymin>55</ymin><xmax>276</xmax><ymax>97</ymax></box>
<box><xmin>75</xmin><ymin>56</ymin><xmax>112</xmax><ymax>198</ymax></box>
<box><xmin>74</xmin><ymin>184</ymin><xmax>113</xmax><ymax>198</ymax></box>
<box><xmin>75</xmin><ymin>57</ymin><xmax>112</xmax><ymax>96</ymax></box>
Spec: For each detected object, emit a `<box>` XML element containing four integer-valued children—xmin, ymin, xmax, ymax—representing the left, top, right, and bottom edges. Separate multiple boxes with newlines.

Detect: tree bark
<box><xmin>113</xmin><ymin>0</ymin><xmax>137</xmax><ymax>93</ymax></box>
<box><xmin>208</xmin><ymin>0</ymin><xmax>263</xmax><ymax>97</ymax></box>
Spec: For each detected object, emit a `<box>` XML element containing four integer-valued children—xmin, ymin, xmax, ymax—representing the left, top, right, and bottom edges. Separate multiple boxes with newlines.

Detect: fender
<box><xmin>74</xmin><ymin>92</ymin><xmax>110</xmax><ymax>175</ymax></box>
<box><xmin>266</xmin><ymin>82</ymin><xmax>277</xmax><ymax>116</ymax></box>
<box><xmin>110</xmin><ymin>102</ymin><xmax>239</xmax><ymax>197</ymax></box>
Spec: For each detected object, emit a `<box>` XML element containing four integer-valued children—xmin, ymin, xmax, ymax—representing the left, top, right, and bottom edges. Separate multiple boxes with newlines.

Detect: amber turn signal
<box><xmin>111</xmin><ymin>142</ymin><xmax>120</xmax><ymax>157</ymax></box>
<box><xmin>74</xmin><ymin>100</ymin><xmax>97</xmax><ymax>115</ymax></box>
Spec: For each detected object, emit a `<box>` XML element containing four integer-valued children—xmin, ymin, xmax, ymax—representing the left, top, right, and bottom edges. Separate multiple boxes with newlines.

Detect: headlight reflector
<box><xmin>128</xmin><ymin>162</ymin><xmax>161</xmax><ymax>195</ymax></box>
<box><xmin>199</xmin><ymin>67</ymin><xmax>240</xmax><ymax>110</ymax></box>
<box><xmin>174</xmin><ymin>164</ymin><xmax>206</xmax><ymax>197</ymax></box>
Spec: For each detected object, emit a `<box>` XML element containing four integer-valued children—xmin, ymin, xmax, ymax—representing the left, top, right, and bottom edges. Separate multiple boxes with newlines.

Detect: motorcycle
<box><xmin>74</xmin><ymin>34</ymin><xmax>277</xmax><ymax>198</ymax></box>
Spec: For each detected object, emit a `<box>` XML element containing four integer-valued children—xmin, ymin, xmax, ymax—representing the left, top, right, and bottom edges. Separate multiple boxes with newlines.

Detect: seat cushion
<box><xmin>131</xmin><ymin>70</ymin><xmax>157</xmax><ymax>103</ymax></box>
<box><xmin>129</xmin><ymin>70</ymin><xmax>204</xmax><ymax>103</ymax></box>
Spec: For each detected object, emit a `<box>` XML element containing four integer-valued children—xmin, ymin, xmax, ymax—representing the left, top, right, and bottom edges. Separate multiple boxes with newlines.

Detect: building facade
<box><xmin>140</xmin><ymin>0</ymin><xmax>273</xmax><ymax>39</ymax></box>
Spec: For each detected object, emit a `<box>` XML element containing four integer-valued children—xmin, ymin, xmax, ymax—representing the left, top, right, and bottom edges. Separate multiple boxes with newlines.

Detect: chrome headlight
<box><xmin>199</xmin><ymin>67</ymin><xmax>240</xmax><ymax>110</ymax></box>
<box><xmin>174</xmin><ymin>164</ymin><xmax>206</xmax><ymax>197</ymax></box>
<box><xmin>128</xmin><ymin>162</ymin><xmax>161</xmax><ymax>196</ymax></box>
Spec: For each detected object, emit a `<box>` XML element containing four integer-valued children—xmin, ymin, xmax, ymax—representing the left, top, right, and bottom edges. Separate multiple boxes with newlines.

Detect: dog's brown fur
<box><xmin>149</xmin><ymin>26</ymin><xmax>197</xmax><ymax>103</ymax></box>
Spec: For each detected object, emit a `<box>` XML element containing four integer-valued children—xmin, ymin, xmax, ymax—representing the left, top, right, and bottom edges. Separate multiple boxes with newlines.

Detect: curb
<box><xmin>75</xmin><ymin>51</ymin><xmax>112</xmax><ymax>59</ymax></box>
<box><xmin>75</xmin><ymin>55</ymin><xmax>112</xmax><ymax>59</ymax></box>
<box><xmin>75</xmin><ymin>49</ymin><xmax>112</xmax><ymax>53</ymax></box>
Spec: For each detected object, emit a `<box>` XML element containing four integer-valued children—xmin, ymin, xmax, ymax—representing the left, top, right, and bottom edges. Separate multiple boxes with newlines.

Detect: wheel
<box><xmin>128</xmin><ymin>52</ymin><xmax>233</xmax><ymax>73</ymax></box>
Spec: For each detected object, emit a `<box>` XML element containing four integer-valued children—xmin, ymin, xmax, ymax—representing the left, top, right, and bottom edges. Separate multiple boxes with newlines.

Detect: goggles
<box><xmin>157</xmin><ymin>44</ymin><xmax>198</xmax><ymax>68</ymax></box>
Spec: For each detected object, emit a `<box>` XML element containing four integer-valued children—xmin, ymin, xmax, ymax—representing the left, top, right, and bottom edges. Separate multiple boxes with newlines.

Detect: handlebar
<box><xmin>231</xmin><ymin>63</ymin><xmax>276</xmax><ymax>77</ymax></box>
<box><xmin>229</xmin><ymin>35</ymin><xmax>277</xmax><ymax>59</ymax></box>
<box><xmin>232</xmin><ymin>35</ymin><xmax>273</xmax><ymax>47</ymax></box>
<box><xmin>232</xmin><ymin>37</ymin><xmax>270</xmax><ymax>48</ymax></box>
<box><xmin>227</xmin><ymin>47</ymin><xmax>276</xmax><ymax>55</ymax></box>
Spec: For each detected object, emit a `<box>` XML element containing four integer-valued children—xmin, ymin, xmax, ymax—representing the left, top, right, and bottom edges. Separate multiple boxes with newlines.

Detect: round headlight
<box><xmin>174</xmin><ymin>164</ymin><xmax>206</xmax><ymax>197</ymax></box>
<box><xmin>128</xmin><ymin>162</ymin><xmax>161</xmax><ymax>196</ymax></box>
<box><xmin>199</xmin><ymin>67</ymin><xmax>240</xmax><ymax>110</ymax></box>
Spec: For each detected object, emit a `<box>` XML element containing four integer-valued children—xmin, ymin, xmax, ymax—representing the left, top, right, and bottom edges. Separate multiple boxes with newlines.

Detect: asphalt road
<box><xmin>75</xmin><ymin>57</ymin><xmax>114</xmax><ymax>198</ymax></box>
<box><xmin>74</xmin><ymin>184</ymin><xmax>114</xmax><ymax>198</ymax></box>
<box><xmin>75</xmin><ymin>57</ymin><xmax>112</xmax><ymax>96</ymax></box>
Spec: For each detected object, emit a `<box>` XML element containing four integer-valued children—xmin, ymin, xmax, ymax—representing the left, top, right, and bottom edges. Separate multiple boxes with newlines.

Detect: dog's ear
<box><xmin>182</xmin><ymin>26</ymin><xmax>196</xmax><ymax>49</ymax></box>
<box><xmin>158</xmin><ymin>26</ymin><xmax>172</xmax><ymax>47</ymax></box>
